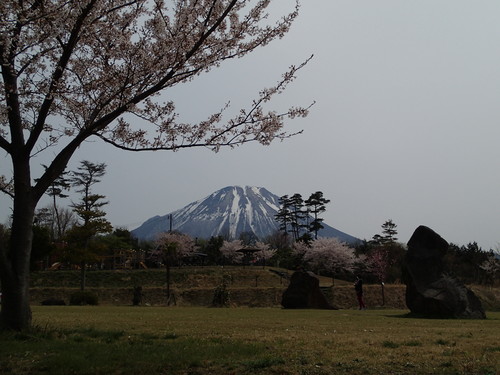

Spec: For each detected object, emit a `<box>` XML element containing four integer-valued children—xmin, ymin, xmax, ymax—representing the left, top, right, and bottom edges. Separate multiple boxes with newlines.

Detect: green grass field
<box><xmin>1</xmin><ymin>307</ymin><xmax>498</xmax><ymax>375</ymax></box>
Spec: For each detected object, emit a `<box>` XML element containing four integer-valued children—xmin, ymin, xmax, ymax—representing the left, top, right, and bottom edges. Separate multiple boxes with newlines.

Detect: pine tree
<box><xmin>371</xmin><ymin>219</ymin><xmax>398</xmax><ymax>245</ymax></box>
<box><xmin>275</xmin><ymin>195</ymin><xmax>292</xmax><ymax>235</ymax></box>
<box><xmin>68</xmin><ymin>161</ymin><xmax>112</xmax><ymax>291</ymax></box>
<box><xmin>289</xmin><ymin>193</ymin><xmax>306</xmax><ymax>241</ymax></box>
<box><xmin>381</xmin><ymin>219</ymin><xmax>398</xmax><ymax>244</ymax></box>
<box><xmin>304</xmin><ymin>191</ymin><xmax>330</xmax><ymax>239</ymax></box>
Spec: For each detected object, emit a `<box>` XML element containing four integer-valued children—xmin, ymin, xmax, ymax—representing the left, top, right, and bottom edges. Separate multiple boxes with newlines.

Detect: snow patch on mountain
<box><xmin>131</xmin><ymin>186</ymin><xmax>360</xmax><ymax>244</ymax></box>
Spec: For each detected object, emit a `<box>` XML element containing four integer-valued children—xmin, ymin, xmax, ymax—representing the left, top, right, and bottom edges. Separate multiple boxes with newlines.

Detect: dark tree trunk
<box><xmin>0</xmin><ymin>273</ymin><xmax>32</xmax><ymax>331</ymax></box>
<box><xmin>0</xmin><ymin>186</ymin><xmax>35</xmax><ymax>330</ymax></box>
<box><xmin>80</xmin><ymin>261</ymin><xmax>86</xmax><ymax>291</ymax></box>
<box><xmin>1</xmin><ymin>129</ymin><xmax>82</xmax><ymax>330</ymax></box>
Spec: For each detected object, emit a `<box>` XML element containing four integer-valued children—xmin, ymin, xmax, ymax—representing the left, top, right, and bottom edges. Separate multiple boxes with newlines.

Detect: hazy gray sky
<box><xmin>2</xmin><ymin>0</ymin><xmax>500</xmax><ymax>249</ymax></box>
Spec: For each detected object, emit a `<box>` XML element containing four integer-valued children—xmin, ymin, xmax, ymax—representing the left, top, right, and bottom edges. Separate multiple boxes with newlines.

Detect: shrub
<box><xmin>212</xmin><ymin>275</ymin><xmax>231</xmax><ymax>307</ymax></box>
<box><xmin>41</xmin><ymin>298</ymin><xmax>66</xmax><ymax>306</ymax></box>
<box><xmin>70</xmin><ymin>291</ymin><xmax>98</xmax><ymax>306</ymax></box>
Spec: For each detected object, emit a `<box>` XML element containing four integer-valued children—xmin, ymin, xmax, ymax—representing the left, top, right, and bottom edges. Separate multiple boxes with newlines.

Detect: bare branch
<box><xmin>0</xmin><ymin>135</ymin><xmax>11</xmax><ymax>153</ymax></box>
<box><xmin>0</xmin><ymin>175</ymin><xmax>14</xmax><ymax>199</ymax></box>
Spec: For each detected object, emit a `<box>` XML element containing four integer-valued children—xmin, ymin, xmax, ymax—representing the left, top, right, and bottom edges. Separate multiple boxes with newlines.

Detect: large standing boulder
<box><xmin>281</xmin><ymin>270</ymin><xmax>335</xmax><ymax>309</ymax></box>
<box><xmin>403</xmin><ymin>226</ymin><xmax>485</xmax><ymax>319</ymax></box>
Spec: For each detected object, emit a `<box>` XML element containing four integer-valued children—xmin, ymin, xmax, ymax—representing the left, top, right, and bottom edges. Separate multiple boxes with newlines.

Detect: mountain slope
<box><xmin>131</xmin><ymin>186</ymin><xmax>359</xmax><ymax>244</ymax></box>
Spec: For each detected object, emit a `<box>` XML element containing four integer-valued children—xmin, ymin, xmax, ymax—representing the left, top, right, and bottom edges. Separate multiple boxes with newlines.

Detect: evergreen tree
<box><xmin>203</xmin><ymin>236</ymin><xmax>224</xmax><ymax>265</ymax></box>
<box><xmin>381</xmin><ymin>219</ymin><xmax>398</xmax><ymax>243</ymax></box>
<box><xmin>276</xmin><ymin>191</ymin><xmax>331</xmax><ymax>242</ymax></box>
<box><xmin>289</xmin><ymin>193</ymin><xmax>306</xmax><ymax>241</ymax></box>
<box><xmin>444</xmin><ymin>242</ymin><xmax>495</xmax><ymax>284</ymax></box>
<box><xmin>68</xmin><ymin>161</ymin><xmax>112</xmax><ymax>290</ymax></box>
<box><xmin>304</xmin><ymin>191</ymin><xmax>330</xmax><ymax>239</ymax></box>
<box><xmin>275</xmin><ymin>195</ymin><xmax>292</xmax><ymax>235</ymax></box>
<box><xmin>371</xmin><ymin>219</ymin><xmax>398</xmax><ymax>245</ymax></box>
<box><xmin>112</xmin><ymin>228</ymin><xmax>139</xmax><ymax>250</ymax></box>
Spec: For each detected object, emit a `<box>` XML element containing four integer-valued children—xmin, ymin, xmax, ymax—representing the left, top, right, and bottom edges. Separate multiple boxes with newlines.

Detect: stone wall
<box><xmin>30</xmin><ymin>285</ymin><xmax>408</xmax><ymax>309</ymax></box>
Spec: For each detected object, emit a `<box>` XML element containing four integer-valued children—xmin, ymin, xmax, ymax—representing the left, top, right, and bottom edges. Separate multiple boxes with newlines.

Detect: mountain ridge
<box><xmin>131</xmin><ymin>186</ymin><xmax>360</xmax><ymax>244</ymax></box>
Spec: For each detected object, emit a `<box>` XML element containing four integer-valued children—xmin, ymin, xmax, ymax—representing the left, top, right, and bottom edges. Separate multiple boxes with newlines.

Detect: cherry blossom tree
<box><xmin>0</xmin><ymin>0</ymin><xmax>311</xmax><ymax>330</ymax></box>
<box><xmin>291</xmin><ymin>239</ymin><xmax>309</xmax><ymax>263</ymax></box>
<box><xmin>367</xmin><ymin>248</ymin><xmax>392</xmax><ymax>283</ymax></box>
<box><xmin>220</xmin><ymin>239</ymin><xmax>243</xmax><ymax>265</ymax></box>
<box><xmin>367</xmin><ymin>247</ymin><xmax>394</xmax><ymax>305</ymax></box>
<box><xmin>296</xmin><ymin>238</ymin><xmax>356</xmax><ymax>279</ymax></box>
<box><xmin>153</xmin><ymin>231</ymin><xmax>195</xmax><ymax>304</ymax></box>
<box><xmin>153</xmin><ymin>231</ymin><xmax>196</xmax><ymax>264</ymax></box>
<box><xmin>255</xmin><ymin>241</ymin><xmax>275</xmax><ymax>268</ymax></box>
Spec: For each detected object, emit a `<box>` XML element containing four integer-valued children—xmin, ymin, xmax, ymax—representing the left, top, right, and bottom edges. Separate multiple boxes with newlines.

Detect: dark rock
<box><xmin>404</xmin><ymin>226</ymin><xmax>485</xmax><ymax>319</ymax></box>
<box><xmin>41</xmin><ymin>298</ymin><xmax>66</xmax><ymax>306</ymax></box>
<box><xmin>281</xmin><ymin>270</ymin><xmax>336</xmax><ymax>309</ymax></box>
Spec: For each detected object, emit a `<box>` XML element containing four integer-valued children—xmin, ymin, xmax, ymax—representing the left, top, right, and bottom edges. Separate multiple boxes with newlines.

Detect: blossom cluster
<box><xmin>293</xmin><ymin>238</ymin><xmax>359</xmax><ymax>275</ymax></box>
<box><xmin>1</xmin><ymin>0</ymin><xmax>309</xmax><ymax>164</ymax></box>
<box><xmin>153</xmin><ymin>231</ymin><xmax>196</xmax><ymax>262</ymax></box>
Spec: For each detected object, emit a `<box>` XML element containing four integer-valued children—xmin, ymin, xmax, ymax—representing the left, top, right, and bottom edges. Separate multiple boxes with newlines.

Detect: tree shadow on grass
<box><xmin>385</xmin><ymin>312</ymin><xmax>459</xmax><ymax>320</ymax></box>
<box><xmin>385</xmin><ymin>312</ymin><xmax>498</xmax><ymax>320</ymax></box>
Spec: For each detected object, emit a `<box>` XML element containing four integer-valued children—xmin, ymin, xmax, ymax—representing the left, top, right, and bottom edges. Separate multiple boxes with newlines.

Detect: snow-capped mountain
<box><xmin>131</xmin><ymin>186</ymin><xmax>359</xmax><ymax>244</ymax></box>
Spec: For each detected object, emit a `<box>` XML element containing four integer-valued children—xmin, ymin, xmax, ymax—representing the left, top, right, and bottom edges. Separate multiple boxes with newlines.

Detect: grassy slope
<box><xmin>29</xmin><ymin>267</ymin><xmax>500</xmax><ymax>310</ymax></box>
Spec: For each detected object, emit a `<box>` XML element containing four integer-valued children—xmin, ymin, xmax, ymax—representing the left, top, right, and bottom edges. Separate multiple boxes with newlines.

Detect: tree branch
<box><xmin>0</xmin><ymin>43</ymin><xmax>24</xmax><ymax>153</ymax></box>
<box><xmin>84</xmin><ymin>0</ymin><xmax>240</xmax><ymax>137</ymax></box>
<box><xmin>32</xmin><ymin>128</ymin><xmax>93</xmax><ymax>203</ymax></box>
<box><xmin>0</xmin><ymin>175</ymin><xmax>15</xmax><ymax>199</ymax></box>
<box><xmin>0</xmin><ymin>135</ymin><xmax>12</xmax><ymax>154</ymax></box>
<box><xmin>25</xmin><ymin>0</ymin><xmax>99</xmax><ymax>154</ymax></box>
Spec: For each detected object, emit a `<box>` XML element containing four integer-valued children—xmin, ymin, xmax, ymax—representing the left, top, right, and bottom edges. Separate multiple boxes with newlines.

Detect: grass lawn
<box><xmin>0</xmin><ymin>306</ymin><xmax>498</xmax><ymax>375</ymax></box>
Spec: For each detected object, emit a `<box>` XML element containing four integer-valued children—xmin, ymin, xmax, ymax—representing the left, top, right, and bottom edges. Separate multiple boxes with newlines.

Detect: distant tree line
<box><xmin>444</xmin><ymin>242</ymin><xmax>499</xmax><ymax>285</ymax></box>
<box><xmin>2</xmin><ymin>190</ymin><xmax>498</xmax><ymax>289</ymax></box>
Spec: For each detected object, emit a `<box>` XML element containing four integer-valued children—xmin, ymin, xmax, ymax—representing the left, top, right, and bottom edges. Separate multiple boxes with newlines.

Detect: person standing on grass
<box><xmin>354</xmin><ymin>276</ymin><xmax>366</xmax><ymax>310</ymax></box>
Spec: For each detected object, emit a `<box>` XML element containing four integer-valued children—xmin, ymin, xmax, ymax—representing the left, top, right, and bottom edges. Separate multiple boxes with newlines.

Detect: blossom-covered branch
<box><xmin>97</xmin><ymin>58</ymin><xmax>313</xmax><ymax>152</ymax></box>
